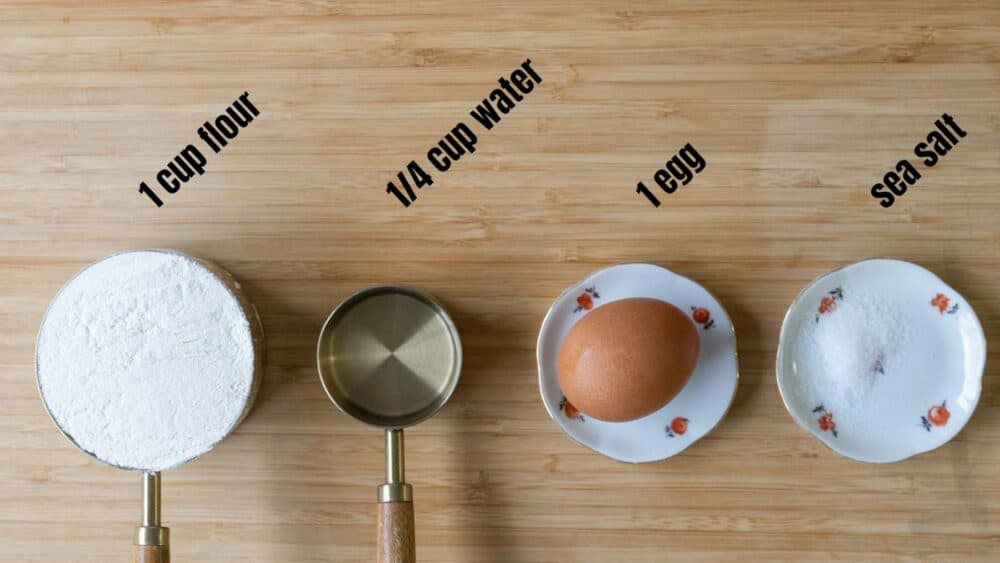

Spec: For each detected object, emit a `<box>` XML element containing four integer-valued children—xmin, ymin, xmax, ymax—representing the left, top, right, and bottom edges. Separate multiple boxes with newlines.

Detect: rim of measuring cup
<box><xmin>316</xmin><ymin>285</ymin><xmax>463</xmax><ymax>429</ymax></box>
<box><xmin>34</xmin><ymin>248</ymin><xmax>265</xmax><ymax>472</ymax></box>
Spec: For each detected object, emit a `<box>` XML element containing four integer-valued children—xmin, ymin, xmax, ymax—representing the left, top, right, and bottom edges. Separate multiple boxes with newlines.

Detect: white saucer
<box><xmin>537</xmin><ymin>263</ymin><xmax>739</xmax><ymax>463</ymax></box>
<box><xmin>776</xmin><ymin>259</ymin><xmax>986</xmax><ymax>463</ymax></box>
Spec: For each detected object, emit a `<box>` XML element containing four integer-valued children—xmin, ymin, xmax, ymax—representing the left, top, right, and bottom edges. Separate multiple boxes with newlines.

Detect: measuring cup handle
<box><xmin>378</xmin><ymin>500</ymin><xmax>415</xmax><ymax>563</ymax></box>
<box><xmin>133</xmin><ymin>545</ymin><xmax>170</xmax><ymax>563</ymax></box>
<box><xmin>135</xmin><ymin>472</ymin><xmax>170</xmax><ymax>562</ymax></box>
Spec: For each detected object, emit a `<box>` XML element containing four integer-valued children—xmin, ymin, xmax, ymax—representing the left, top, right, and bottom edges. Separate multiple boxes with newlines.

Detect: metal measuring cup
<box><xmin>317</xmin><ymin>286</ymin><xmax>462</xmax><ymax>563</ymax></box>
<box><xmin>35</xmin><ymin>250</ymin><xmax>265</xmax><ymax>563</ymax></box>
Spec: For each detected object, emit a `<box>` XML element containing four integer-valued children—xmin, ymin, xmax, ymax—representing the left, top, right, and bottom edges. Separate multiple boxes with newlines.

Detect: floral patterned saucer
<box><xmin>537</xmin><ymin>263</ymin><xmax>739</xmax><ymax>463</ymax></box>
<box><xmin>776</xmin><ymin>259</ymin><xmax>986</xmax><ymax>463</ymax></box>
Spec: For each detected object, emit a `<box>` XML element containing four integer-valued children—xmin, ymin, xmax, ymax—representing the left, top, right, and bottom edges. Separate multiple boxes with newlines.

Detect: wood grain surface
<box><xmin>378</xmin><ymin>502</ymin><xmax>416</xmax><ymax>563</ymax></box>
<box><xmin>1</xmin><ymin>1</ymin><xmax>999</xmax><ymax>561</ymax></box>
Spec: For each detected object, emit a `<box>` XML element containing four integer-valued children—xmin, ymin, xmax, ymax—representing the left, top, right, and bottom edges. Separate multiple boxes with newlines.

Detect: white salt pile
<box><xmin>795</xmin><ymin>287</ymin><xmax>912</xmax><ymax>409</ymax></box>
<box><xmin>36</xmin><ymin>251</ymin><xmax>257</xmax><ymax>471</ymax></box>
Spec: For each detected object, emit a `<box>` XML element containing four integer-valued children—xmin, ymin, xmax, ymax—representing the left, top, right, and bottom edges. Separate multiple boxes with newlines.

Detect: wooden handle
<box><xmin>133</xmin><ymin>545</ymin><xmax>169</xmax><ymax>563</ymax></box>
<box><xmin>378</xmin><ymin>501</ymin><xmax>415</xmax><ymax>563</ymax></box>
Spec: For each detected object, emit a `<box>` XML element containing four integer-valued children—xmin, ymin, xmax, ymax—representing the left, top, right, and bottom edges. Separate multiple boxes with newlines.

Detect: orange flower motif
<box><xmin>573</xmin><ymin>286</ymin><xmax>600</xmax><ymax>313</ymax></box>
<box><xmin>559</xmin><ymin>396</ymin><xmax>583</xmax><ymax>421</ymax></box>
<box><xmin>692</xmin><ymin>308</ymin><xmax>710</xmax><ymax>324</ymax></box>
<box><xmin>670</xmin><ymin>417</ymin><xmax>688</xmax><ymax>435</ymax></box>
<box><xmin>815</xmin><ymin>288</ymin><xmax>844</xmax><ymax>322</ymax></box>
<box><xmin>931</xmin><ymin>293</ymin><xmax>949</xmax><ymax>314</ymax></box>
<box><xmin>927</xmin><ymin>402</ymin><xmax>949</xmax><ymax>426</ymax></box>
<box><xmin>818</xmin><ymin>412</ymin><xmax>836</xmax><ymax>432</ymax></box>
<box><xmin>818</xmin><ymin>296</ymin><xmax>837</xmax><ymax>315</ymax></box>
<box><xmin>563</xmin><ymin>400</ymin><xmax>579</xmax><ymax>419</ymax></box>
<box><xmin>690</xmin><ymin>306</ymin><xmax>715</xmax><ymax>330</ymax></box>
<box><xmin>813</xmin><ymin>405</ymin><xmax>838</xmax><ymax>437</ymax></box>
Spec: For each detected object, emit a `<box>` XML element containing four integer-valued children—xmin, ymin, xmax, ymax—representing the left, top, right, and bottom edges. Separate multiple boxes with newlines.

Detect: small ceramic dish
<box><xmin>776</xmin><ymin>258</ymin><xmax>986</xmax><ymax>463</ymax></box>
<box><xmin>537</xmin><ymin>263</ymin><xmax>739</xmax><ymax>463</ymax></box>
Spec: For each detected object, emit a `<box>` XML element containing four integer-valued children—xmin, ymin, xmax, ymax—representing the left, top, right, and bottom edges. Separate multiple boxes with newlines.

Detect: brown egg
<box><xmin>557</xmin><ymin>298</ymin><xmax>699</xmax><ymax>422</ymax></box>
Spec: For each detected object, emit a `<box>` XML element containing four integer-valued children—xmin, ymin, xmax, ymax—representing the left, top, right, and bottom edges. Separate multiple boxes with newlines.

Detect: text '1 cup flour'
<box><xmin>36</xmin><ymin>250</ymin><xmax>257</xmax><ymax>471</ymax></box>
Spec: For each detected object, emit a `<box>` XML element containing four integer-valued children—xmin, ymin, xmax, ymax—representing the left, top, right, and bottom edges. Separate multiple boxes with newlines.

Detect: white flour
<box><xmin>36</xmin><ymin>251</ymin><xmax>256</xmax><ymax>471</ymax></box>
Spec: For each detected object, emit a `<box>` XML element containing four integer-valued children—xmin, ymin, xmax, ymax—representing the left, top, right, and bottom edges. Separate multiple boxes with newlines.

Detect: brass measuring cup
<box><xmin>317</xmin><ymin>286</ymin><xmax>462</xmax><ymax>563</ymax></box>
<box><xmin>35</xmin><ymin>250</ymin><xmax>265</xmax><ymax>563</ymax></box>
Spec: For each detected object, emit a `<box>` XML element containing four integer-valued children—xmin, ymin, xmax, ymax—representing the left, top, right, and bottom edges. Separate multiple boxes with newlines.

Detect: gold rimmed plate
<box><xmin>776</xmin><ymin>258</ymin><xmax>986</xmax><ymax>463</ymax></box>
<box><xmin>537</xmin><ymin>263</ymin><xmax>739</xmax><ymax>463</ymax></box>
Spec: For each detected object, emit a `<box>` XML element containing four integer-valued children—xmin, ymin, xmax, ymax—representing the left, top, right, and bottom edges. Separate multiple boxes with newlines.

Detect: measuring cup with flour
<box><xmin>35</xmin><ymin>249</ymin><xmax>264</xmax><ymax>562</ymax></box>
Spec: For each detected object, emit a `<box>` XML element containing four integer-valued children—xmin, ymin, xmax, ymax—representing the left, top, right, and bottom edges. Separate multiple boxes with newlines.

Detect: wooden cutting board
<box><xmin>1</xmin><ymin>1</ymin><xmax>998</xmax><ymax>561</ymax></box>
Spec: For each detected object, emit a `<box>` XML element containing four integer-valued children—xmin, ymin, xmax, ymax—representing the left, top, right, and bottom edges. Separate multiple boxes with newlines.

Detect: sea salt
<box><xmin>794</xmin><ymin>287</ymin><xmax>912</xmax><ymax>414</ymax></box>
<box><xmin>36</xmin><ymin>251</ymin><xmax>256</xmax><ymax>471</ymax></box>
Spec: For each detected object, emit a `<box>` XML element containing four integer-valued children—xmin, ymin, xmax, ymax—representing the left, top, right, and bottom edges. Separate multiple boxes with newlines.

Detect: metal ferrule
<box><xmin>136</xmin><ymin>526</ymin><xmax>170</xmax><ymax>546</ymax></box>
<box><xmin>378</xmin><ymin>482</ymin><xmax>413</xmax><ymax>503</ymax></box>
